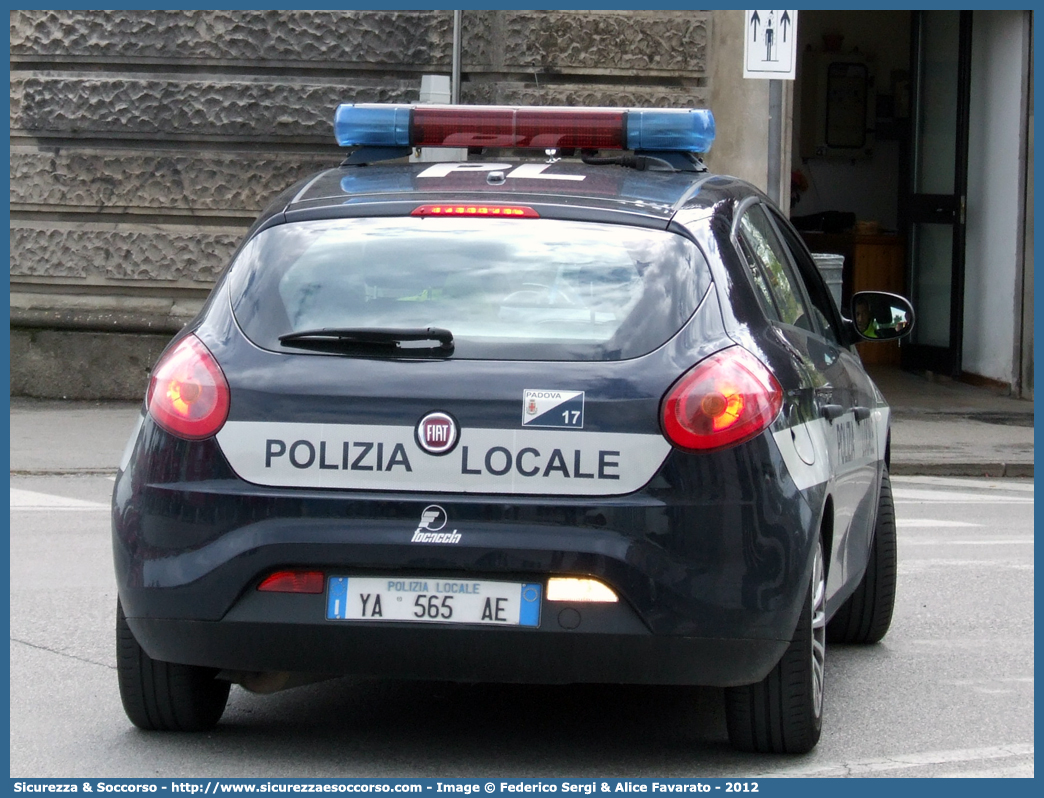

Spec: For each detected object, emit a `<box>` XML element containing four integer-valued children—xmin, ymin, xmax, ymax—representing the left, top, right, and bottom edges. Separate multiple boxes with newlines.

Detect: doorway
<box><xmin>902</xmin><ymin>10</ymin><xmax>973</xmax><ymax>376</ymax></box>
<box><xmin>791</xmin><ymin>10</ymin><xmax>975</xmax><ymax>377</ymax></box>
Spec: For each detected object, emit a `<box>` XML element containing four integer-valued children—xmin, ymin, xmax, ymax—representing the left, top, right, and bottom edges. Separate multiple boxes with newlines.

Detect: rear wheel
<box><xmin>827</xmin><ymin>470</ymin><xmax>897</xmax><ymax>644</ymax></box>
<box><xmin>116</xmin><ymin>600</ymin><xmax>230</xmax><ymax>731</ymax></box>
<box><xmin>725</xmin><ymin>536</ymin><xmax>825</xmax><ymax>754</ymax></box>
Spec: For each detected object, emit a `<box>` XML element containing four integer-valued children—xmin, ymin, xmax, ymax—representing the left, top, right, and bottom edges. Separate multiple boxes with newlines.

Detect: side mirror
<box><xmin>847</xmin><ymin>291</ymin><xmax>915</xmax><ymax>342</ymax></box>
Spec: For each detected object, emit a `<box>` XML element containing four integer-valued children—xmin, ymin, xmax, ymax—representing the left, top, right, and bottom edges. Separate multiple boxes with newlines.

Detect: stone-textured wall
<box><xmin>10</xmin><ymin>9</ymin><xmax>710</xmax><ymax>398</ymax></box>
<box><xmin>464</xmin><ymin>11</ymin><xmax>708</xmax><ymax>74</ymax></box>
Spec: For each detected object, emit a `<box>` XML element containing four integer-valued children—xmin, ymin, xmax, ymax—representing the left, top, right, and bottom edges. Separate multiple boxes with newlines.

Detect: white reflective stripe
<box><xmin>771</xmin><ymin>405</ymin><xmax>887</xmax><ymax>492</ymax></box>
<box><xmin>216</xmin><ymin>422</ymin><xmax>671</xmax><ymax>496</ymax></box>
<box><xmin>772</xmin><ymin>421</ymin><xmax>831</xmax><ymax>491</ymax></box>
<box><xmin>874</xmin><ymin>405</ymin><xmax>890</xmax><ymax>461</ymax></box>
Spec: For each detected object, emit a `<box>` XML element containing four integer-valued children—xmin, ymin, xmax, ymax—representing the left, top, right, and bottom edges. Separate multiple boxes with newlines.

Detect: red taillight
<box><xmin>411</xmin><ymin>204</ymin><xmax>539</xmax><ymax>218</ymax></box>
<box><xmin>257</xmin><ymin>570</ymin><xmax>325</xmax><ymax>594</ymax></box>
<box><xmin>661</xmin><ymin>347</ymin><xmax>783</xmax><ymax>452</ymax></box>
<box><xmin>411</xmin><ymin>106</ymin><xmax>626</xmax><ymax>149</ymax></box>
<box><xmin>146</xmin><ymin>334</ymin><xmax>230</xmax><ymax>440</ymax></box>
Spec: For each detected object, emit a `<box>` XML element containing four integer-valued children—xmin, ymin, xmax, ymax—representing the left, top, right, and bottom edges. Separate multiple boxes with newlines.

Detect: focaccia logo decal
<box><xmin>417</xmin><ymin>505</ymin><xmax>447</xmax><ymax>531</ymax></box>
<box><xmin>411</xmin><ymin>504</ymin><xmax>460</xmax><ymax>544</ymax></box>
<box><xmin>522</xmin><ymin>389</ymin><xmax>584</xmax><ymax>428</ymax></box>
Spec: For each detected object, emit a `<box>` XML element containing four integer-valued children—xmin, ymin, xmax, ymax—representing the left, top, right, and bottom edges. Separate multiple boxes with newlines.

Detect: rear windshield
<box><xmin>228</xmin><ymin>216</ymin><xmax>711</xmax><ymax>361</ymax></box>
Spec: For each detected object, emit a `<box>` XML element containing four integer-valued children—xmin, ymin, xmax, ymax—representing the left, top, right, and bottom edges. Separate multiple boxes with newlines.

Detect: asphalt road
<box><xmin>9</xmin><ymin>474</ymin><xmax>1034</xmax><ymax>778</ymax></box>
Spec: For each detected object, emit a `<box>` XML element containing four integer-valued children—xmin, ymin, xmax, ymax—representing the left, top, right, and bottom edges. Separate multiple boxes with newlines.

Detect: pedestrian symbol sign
<box><xmin>744</xmin><ymin>10</ymin><xmax>798</xmax><ymax>80</ymax></box>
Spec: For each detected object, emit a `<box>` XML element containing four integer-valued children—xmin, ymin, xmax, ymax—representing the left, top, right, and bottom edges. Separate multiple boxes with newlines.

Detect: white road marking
<box><xmin>897</xmin><ymin>519</ymin><xmax>980</xmax><ymax>528</ymax></box>
<box><xmin>901</xmin><ymin>539</ymin><xmax>1032</xmax><ymax>546</ymax></box>
<box><xmin>9</xmin><ymin>488</ymin><xmax>109</xmax><ymax>511</ymax></box>
<box><xmin>941</xmin><ymin>676</ymin><xmax>1034</xmax><ymax>685</ymax></box>
<box><xmin>752</xmin><ymin>743</ymin><xmax>1034</xmax><ymax>778</ymax></box>
<box><xmin>899</xmin><ymin>560</ymin><xmax>1033</xmax><ymax>572</ymax></box>
<box><xmin>902</xmin><ymin>638</ymin><xmax>1032</xmax><ymax>649</ymax></box>
<box><xmin>892</xmin><ymin>488</ymin><xmax>1034</xmax><ymax>503</ymax></box>
<box><xmin>937</xmin><ymin>763</ymin><xmax>1034</xmax><ymax>777</ymax></box>
<box><xmin>893</xmin><ymin>475</ymin><xmax>1035</xmax><ymax>492</ymax></box>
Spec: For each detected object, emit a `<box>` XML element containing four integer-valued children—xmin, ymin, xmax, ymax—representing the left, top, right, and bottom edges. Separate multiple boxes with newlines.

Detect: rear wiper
<box><xmin>278</xmin><ymin>326</ymin><xmax>454</xmax><ymax>354</ymax></box>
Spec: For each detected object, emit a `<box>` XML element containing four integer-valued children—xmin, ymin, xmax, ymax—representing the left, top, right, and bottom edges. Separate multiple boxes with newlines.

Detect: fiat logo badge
<box><xmin>416</xmin><ymin>411</ymin><xmax>459</xmax><ymax>456</ymax></box>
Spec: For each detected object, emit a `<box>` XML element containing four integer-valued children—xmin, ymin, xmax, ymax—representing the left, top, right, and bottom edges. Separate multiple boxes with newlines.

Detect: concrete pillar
<box><xmin>706</xmin><ymin>8</ymin><xmax>794</xmax><ymax>215</ymax></box>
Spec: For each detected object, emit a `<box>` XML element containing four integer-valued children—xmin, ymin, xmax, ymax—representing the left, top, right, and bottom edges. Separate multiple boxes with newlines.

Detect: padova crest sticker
<box><xmin>522</xmin><ymin>389</ymin><xmax>584</xmax><ymax>428</ymax></box>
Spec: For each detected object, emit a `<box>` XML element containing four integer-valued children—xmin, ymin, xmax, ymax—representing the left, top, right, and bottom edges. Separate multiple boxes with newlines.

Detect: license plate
<box><xmin>326</xmin><ymin>577</ymin><xmax>542</xmax><ymax>627</ymax></box>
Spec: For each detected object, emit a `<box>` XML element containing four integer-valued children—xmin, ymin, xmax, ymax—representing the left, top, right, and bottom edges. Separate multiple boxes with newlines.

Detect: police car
<box><xmin>113</xmin><ymin>104</ymin><xmax>914</xmax><ymax>753</ymax></box>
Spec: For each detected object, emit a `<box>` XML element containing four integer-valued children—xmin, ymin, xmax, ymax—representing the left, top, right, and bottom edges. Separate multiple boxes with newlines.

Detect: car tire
<box><xmin>724</xmin><ymin>536</ymin><xmax>825</xmax><ymax>754</ymax></box>
<box><xmin>826</xmin><ymin>470</ymin><xmax>897</xmax><ymax>644</ymax></box>
<box><xmin>116</xmin><ymin>600</ymin><xmax>230</xmax><ymax>731</ymax></box>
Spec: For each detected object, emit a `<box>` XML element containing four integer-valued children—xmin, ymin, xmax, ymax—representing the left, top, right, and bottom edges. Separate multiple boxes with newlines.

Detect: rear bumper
<box><xmin>118</xmin><ymin>512</ymin><xmax>805</xmax><ymax>687</ymax></box>
<box><xmin>128</xmin><ymin>614</ymin><xmax>790</xmax><ymax>688</ymax></box>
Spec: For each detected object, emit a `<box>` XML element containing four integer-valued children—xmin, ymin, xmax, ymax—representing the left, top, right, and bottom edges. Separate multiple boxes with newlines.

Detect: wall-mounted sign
<box><xmin>744</xmin><ymin>10</ymin><xmax>798</xmax><ymax>80</ymax></box>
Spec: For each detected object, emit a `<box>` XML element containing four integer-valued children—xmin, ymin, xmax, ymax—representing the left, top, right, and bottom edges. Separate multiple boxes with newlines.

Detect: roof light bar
<box><xmin>626</xmin><ymin>108</ymin><xmax>716</xmax><ymax>153</ymax></box>
<box><xmin>335</xmin><ymin>104</ymin><xmax>412</xmax><ymax>148</ymax></box>
<box><xmin>334</xmin><ymin>104</ymin><xmax>715</xmax><ymax>153</ymax></box>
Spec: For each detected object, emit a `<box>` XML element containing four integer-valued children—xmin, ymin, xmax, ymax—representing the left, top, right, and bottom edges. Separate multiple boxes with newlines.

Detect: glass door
<box><xmin>903</xmin><ymin>10</ymin><xmax>972</xmax><ymax>375</ymax></box>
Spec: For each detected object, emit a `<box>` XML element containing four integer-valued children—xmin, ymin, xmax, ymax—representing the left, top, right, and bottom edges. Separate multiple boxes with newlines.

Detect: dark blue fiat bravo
<box><xmin>113</xmin><ymin>104</ymin><xmax>913</xmax><ymax>753</ymax></box>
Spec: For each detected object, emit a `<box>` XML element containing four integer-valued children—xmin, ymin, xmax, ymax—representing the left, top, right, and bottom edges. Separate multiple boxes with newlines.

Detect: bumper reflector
<box><xmin>258</xmin><ymin>570</ymin><xmax>325</xmax><ymax>594</ymax></box>
<box><xmin>546</xmin><ymin>577</ymin><xmax>618</xmax><ymax>603</ymax></box>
